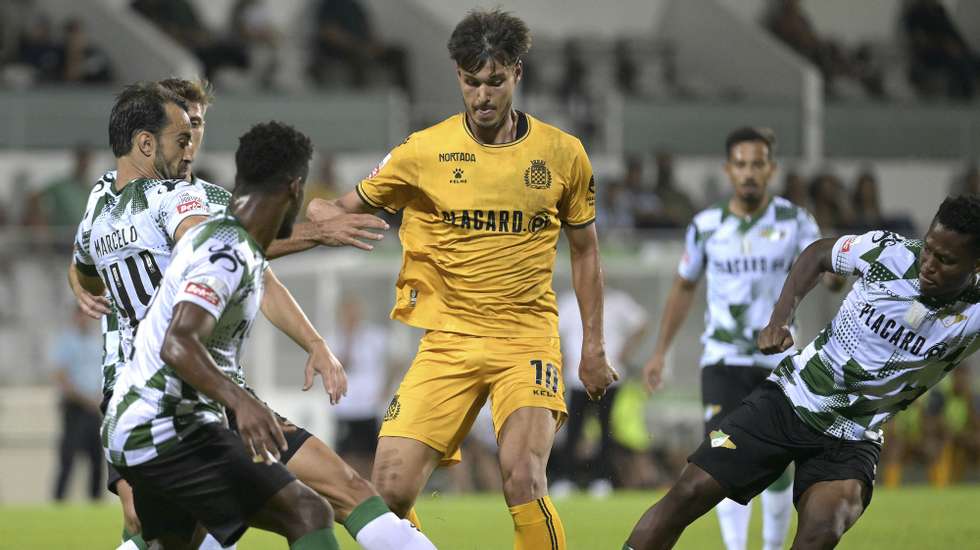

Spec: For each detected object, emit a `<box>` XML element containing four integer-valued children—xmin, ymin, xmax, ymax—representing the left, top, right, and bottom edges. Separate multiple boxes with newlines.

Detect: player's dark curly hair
<box><xmin>234</xmin><ymin>121</ymin><xmax>313</xmax><ymax>191</ymax></box>
<box><xmin>725</xmin><ymin>127</ymin><xmax>775</xmax><ymax>160</ymax></box>
<box><xmin>935</xmin><ymin>195</ymin><xmax>980</xmax><ymax>254</ymax></box>
<box><xmin>158</xmin><ymin>77</ymin><xmax>214</xmax><ymax>106</ymax></box>
<box><xmin>447</xmin><ymin>8</ymin><xmax>531</xmax><ymax>73</ymax></box>
<box><xmin>108</xmin><ymin>82</ymin><xmax>187</xmax><ymax>158</ymax></box>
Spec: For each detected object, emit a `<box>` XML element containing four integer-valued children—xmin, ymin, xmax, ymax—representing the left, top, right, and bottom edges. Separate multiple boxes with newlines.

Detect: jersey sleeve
<box><xmin>156</xmin><ymin>183</ymin><xmax>211</xmax><ymax>240</ymax></box>
<box><xmin>796</xmin><ymin>209</ymin><xmax>822</xmax><ymax>256</ymax></box>
<box><xmin>558</xmin><ymin>140</ymin><xmax>597</xmax><ymax>227</ymax></box>
<box><xmin>356</xmin><ymin>137</ymin><xmax>418</xmax><ymax>214</ymax></box>
<box><xmin>173</xmin><ymin>245</ymin><xmax>244</xmax><ymax>321</ymax></box>
<box><xmin>831</xmin><ymin>230</ymin><xmax>901</xmax><ymax>277</ymax></box>
<box><xmin>677</xmin><ymin>221</ymin><xmax>706</xmax><ymax>281</ymax></box>
<box><xmin>72</xmin><ymin>217</ymin><xmax>97</xmax><ymax>276</ymax></box>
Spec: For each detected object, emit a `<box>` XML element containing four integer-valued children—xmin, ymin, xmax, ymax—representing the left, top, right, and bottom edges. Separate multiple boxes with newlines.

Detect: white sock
<box><xmin>715</xmin><ymin>498</ymin><xmax>751</xmax><ymax>550</ymax></box>
<box><xmin>116</xmin><ymin>541</ymin><xmax>140</xmax><ymax>550</ymax></box>
<box><xmin>761</xmin><ymin>485</ymin><xmax>793</xmax><ymax>550</ymax></box>
<box><xmin>198</xmin><ymin>534</ymin><xmax>233</xmax><ymax>549</ymax></box>
<box><xmin>355</xmin><ymin>511</ymin><xmax>437</xmax><ymax>550</ymax></box>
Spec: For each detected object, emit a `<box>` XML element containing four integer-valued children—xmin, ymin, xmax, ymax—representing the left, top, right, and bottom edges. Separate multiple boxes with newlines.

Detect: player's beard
<box><xmin>154</xmin><ymin>147</ymin><xmax>183</xmax><ymax>180</ymax></box>
<box><xmin>738</xmin><ymin>178</ymin><xmax>764</xmax><ymax>207</ymax></box>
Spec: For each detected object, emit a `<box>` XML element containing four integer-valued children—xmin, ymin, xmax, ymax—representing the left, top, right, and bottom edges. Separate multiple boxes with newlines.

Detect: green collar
<box><xmin>722</xmin><ymin>195</ymin><xmax>773</xmax><ymax>233</ymax></box>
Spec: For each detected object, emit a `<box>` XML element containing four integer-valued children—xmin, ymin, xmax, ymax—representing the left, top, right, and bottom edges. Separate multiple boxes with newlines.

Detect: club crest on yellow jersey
<box><xmin>524</xmin><ymin>159</ymin><xmax>552</xmax><ymax>189</ymax></box>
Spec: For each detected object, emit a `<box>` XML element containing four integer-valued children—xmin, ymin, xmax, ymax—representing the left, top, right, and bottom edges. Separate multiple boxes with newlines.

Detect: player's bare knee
<box><xmin>293</xmin><ymin>487</ymin><xmax>334</xmax><ymax>532</ymax></box>
<box><xmin>502</xmin><ymin>458</ymin><xmax>546</xmax><ymax>503</ymax></box>
<box><xmin>794</xmin><ymin>519</ymin><xmax>844</xmax><ymax>550</ymax></box>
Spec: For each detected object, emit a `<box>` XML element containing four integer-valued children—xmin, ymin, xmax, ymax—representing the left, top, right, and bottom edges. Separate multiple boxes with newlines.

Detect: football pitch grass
<box><xmin>2</xmin><ymin>486</ymin><xmax>977</xmax><ymax>549</ymax></box>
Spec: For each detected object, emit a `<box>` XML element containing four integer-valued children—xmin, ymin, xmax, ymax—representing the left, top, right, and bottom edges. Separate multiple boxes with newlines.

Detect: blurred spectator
<box><xmin>652</xmin><ymin>152</ymin><xmax>695</xmax><ymax>229</ymax></box>
<box><xmin>617</xmin><ymin>155</ymin><xmax>661</xmax><ymax>230</ymax></box>
<box><xmin>927</xmin><ymin>366</ymin><xmax>980</xmax><ymax>486</ymax></box>
<box><xmin>779</xmin><ymin>168</ymin><xmax>809</xmax><ymax>208</ymax></box>
<box><xmin>902</xmin><ymin>0</ymin><xmax>980</xmax><ymax>100</ymax></box>
<box><xmin>765</xmin><ymin>0</ymin><xmax>884</xmax><ymax>99</ymax></box>
<box><xmin>848</xmin><ymin>169</ymin><xmax>884</xmax><ymax>232</ymax></box>
<box><xmin>131</xmin><ymin>0</ymin><xmax>248</xmax><ymax>80</ymax></box>
<box><xmin>614</xmin><ymin>38</ymin><xmax>639</xmax><ymax>97</ymax></box>
<box><xmin>49</xmin><ymin>305</ymin><xmax>104</xmax><ymax>501</ymax></box>
<box><xmin>597</xmin><ymin>181</ymin><xmax>635</xmax><ymax>235</ymax></box>
<box><xmin>301</xmin><ymin>154</ymin><xmax>341</xmax><ymax>220</ymax></box>
<box><xmin>327</xmin><ymin>297</ymin><xmax>390</xmax><ymax>479</ymax></box>
<box><xmin>552</xmin><ymin>287</ymin><xmax>648</xmax><ymax>497</ymax></box>
<box><xmin>23</xmin><ymin>145</ymin><xmax>92</xmax><ymax>235</ymax></box>
<box><xmin>557</xmin><ymin>39</ymin><xmax>598</xmax><ymax>147</ymax></box>
<box><xmin>808</xmin><ymin>170</ymin><xmax>853</xmax><ymax>233</ymax></box>
<box><xmin>843</xmin><ymin>169</ymin><xmax>917</xmax><ymax>236</ymax></box>
<box><xmin>60</xmin><ymin>18</ymin><xmax>112</xmax><ymax>84</ymax></box>
<box><xmin>29</xmin><ymin>145</ymin><xmax>92</xmax><ymax>230</ymax></box>
<box><xmin>310</xmin><ymin>0</ymin><xmax>411</xmax><ymax>97</ymax></box>
<box><xmin>230</xmin><ymin>0</ymin><xmax>280</xmax><ymax>89</ymax></box>
<box><xmin>17</xmin><ymin>15</ymin><xmax>61</xmax><ymax>82</ymax></box>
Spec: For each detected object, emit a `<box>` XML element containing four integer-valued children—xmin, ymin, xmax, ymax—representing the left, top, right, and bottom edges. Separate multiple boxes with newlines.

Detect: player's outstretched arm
<box><xmin>266</xmin><ymin>192</ymin><xmax>389</xmax><ymax>257</ymax></box>
<box><xmin>643</xmin><ymin>275</ymin><xmax>698</xmax><ymax>393</ymax></box>
<box><xmin>162</xmin><ymin>301</ymin><xmax>287</xmax><ymax>463</ymax></box>
<box><xmin>758</xmin><ymin>237</ymin><xmax>837</xmax><ymax>354</ymax></box>
<box><xmin>68</xmin><ymin>260</ymin><xmax>111</xmax><ymax>318</ymax></box>
<box><xmin>260</xmin><ymin>269</ymin><xmax>348</xmax><ymax>404</ymax></box>
<box><xmin>565</xmin><ymin>223</ymin><xmax>618</xmax><ymax>400</ymax></box>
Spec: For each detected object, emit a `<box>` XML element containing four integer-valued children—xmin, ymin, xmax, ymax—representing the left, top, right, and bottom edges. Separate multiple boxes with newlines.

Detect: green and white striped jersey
<box><xmin>103</xmin><ymin>214</ymin><xmax>267</xmax><ymax>466</ymax></box>
<box><xmin>73</xmin><ymin>170</ymin><xmax>230</xmax><ymax>400</ymax></box>
<box><xmin>679</xmin><ymin>196</ymin><xmax>821</xmax><ymax>368</ymax></box>
<box><xmin>770</xmin><ymin>230</ymin><xmax>980</xmax><ymax>442</ymax></box>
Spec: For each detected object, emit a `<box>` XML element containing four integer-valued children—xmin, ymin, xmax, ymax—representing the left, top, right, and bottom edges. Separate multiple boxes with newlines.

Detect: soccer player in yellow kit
<box><xmin>309</xmin><ymin>9</ymin><xmax>618</xmax><ymax>549</ymax></box>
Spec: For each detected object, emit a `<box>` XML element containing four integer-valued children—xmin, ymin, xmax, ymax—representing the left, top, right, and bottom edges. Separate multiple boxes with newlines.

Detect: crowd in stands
<box><xmin>0</xmin><ymin>1</ymin><xmax>112</xmax><ymax>87</ymax></box>
<box><xmin>2</xmin><ymin>0</ymin><xmax>977</xmax><ymax>105</ymax></box>
<box><xmin>766</xmin><ymin>0</ymin><xmax>980</xmax><ymax>102</ymax></box>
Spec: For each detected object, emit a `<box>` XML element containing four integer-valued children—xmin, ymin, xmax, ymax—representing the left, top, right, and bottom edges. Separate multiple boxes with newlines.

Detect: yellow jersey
<box><xmin>356</xmin><ymin>112</ymin><xmax>596</xmax><ymax>337</ymax></box>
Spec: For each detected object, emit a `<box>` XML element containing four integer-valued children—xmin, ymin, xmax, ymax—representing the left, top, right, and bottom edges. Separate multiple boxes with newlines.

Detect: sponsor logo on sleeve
<box><xmin>184</xmin><ymin>281</ymin><xmax>220</xmax><ymax>306</ymax></box>
<box><xmin>367</xmin><ymin>152</ymin><xmax>392</xmax><ymax>179</ymax></box>
<box><xmin>176</xmin><ymin>192</ymin><xmax>205</xmax><ymax>214</ymax></box>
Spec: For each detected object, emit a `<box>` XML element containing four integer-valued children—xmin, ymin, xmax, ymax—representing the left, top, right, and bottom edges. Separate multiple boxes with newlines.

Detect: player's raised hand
<box><xmin>579</xmin><ymin>352</ymin><xmax>619</xmax><ymax>401</ymax></box>
<box><xmin>757</xmin><ymin>324</ymin><xmax>794</xmax><ymax>355</ymax></box>
<box><xmin>232</xmin><ymin>392</ymin><xmax>286</xmax><ymax>465</ymax></box>
<box><xmin>306</xmin><ymin>197</ymin><xmax>389</xmax><ymax>250</ymax></box>
<box><xmin>302</xmin><ymin>340</ymin><xmax>348</xmax><ymax>405</ymax></box>
<box><xmin>642</xmin><ymin>353</ymin><xmax>667</xmax><ymax>394</ymax></box>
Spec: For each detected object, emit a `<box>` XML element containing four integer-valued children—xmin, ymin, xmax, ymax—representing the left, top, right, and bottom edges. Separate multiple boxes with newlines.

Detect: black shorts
<box><xmin>701</xmin><ymin>363</ymin><xmax>772</xmax><ymax>436</ymax></box>
<box><xmin>336</xmin><ymin>418</ymin><xmax>380</xmax><ymax>455</ymax></box>
<box><xmin>107</xmin><ymin>461</ymin><xmax>123</xmax><ymax>494</ymax></box>
<box><xmin>227</xmin><ymin>397</ymin><xmax>314</xmax><ymax>464</ymax></box>
<box><xmin>689</xmin><ymin>381</ymin><xmax>880</xmax><ymax>508</ymax></box>
<box><xmin>115</xmin><ymin>423</ymin><xmax>296</xmax><ymax>546</ymax></box>
<box><xmin>106</xmin><ymin>387</ymin><xmax>312</xmax><ymax>491</ymax></box>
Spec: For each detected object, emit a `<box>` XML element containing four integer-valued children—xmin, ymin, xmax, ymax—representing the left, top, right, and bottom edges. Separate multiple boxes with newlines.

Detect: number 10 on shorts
<box><xmin>531</xmin><ymin>359</ymin><xmax>559</xmax><ymax>393</ymax></box>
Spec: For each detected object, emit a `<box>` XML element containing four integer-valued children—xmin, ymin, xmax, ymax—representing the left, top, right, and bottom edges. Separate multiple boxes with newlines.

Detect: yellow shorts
<box><xmin>379</xmin><ymin>330</ymin><xmax>567</xmax><ymax>466</ymax></box>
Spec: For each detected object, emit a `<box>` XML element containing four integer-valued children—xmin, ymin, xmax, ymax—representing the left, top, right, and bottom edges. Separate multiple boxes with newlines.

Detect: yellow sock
<box><xmin>405</xmin><ymin>507</ymin><xmax>423</xmax><ymax>531</ymax></box>
<box><xmin>509</xmin><ymin>496</ymin><xmax>566</xmax><ymax>550</ymax></box>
